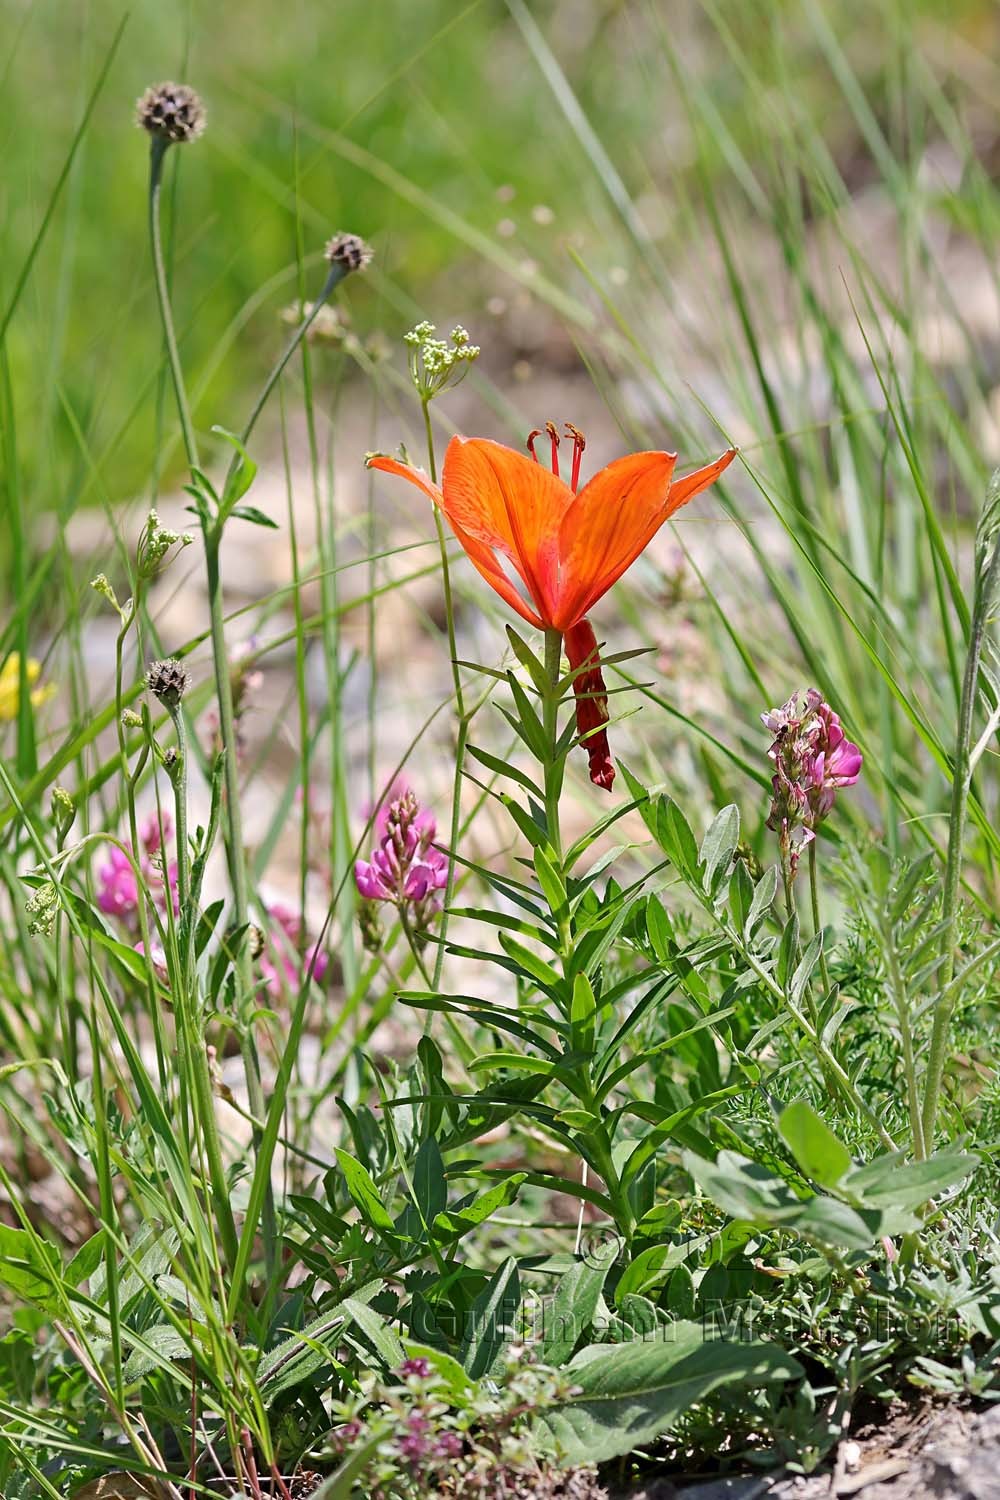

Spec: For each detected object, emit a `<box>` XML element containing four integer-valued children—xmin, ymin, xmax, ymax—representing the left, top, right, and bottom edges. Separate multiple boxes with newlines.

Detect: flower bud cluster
<box><xmin>763</xmin><ymin>688</ymin><xmax>862</xmax><ymax>874</ymax></box>
<box><xmin>354</xmin><ymin>786</ymin><xmax>448</xmax><ymax>925</ymax></box>
<box><xmin>137</xmin><ymin>509</ymin><xmax>193</xmax><ymax>580</ymax></box>
<box><xmin>405</xmin><ymin>321</ymin><xmax>480</xmax><ymax>402</ymax></box>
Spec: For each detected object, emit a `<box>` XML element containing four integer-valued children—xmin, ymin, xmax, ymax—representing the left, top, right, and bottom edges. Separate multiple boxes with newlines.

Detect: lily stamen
<box><xmin>564</xmin><ymin>423</ymin><xmax>586</xmax><ymax>492</ymax></box>
<box><xmin>526</xmin><ymin>428</ymin><xmax>543</xmax><ymax>465</ymax></box>
<box><xmin>544</xmin><ymin>420</ymin><xmax>561</xmax><ymax>476</ymax></box>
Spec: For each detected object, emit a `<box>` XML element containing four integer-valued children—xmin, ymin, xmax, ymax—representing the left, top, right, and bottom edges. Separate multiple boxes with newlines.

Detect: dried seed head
<box><xmin>324</xmin><ymin>233</ymin><xmax>373</xmax><ymax>274</ymax></box>
<box><xmin>147</xmin><ymin>657</ymin><xmax>189</xmax><ymax>710</ymax></box>
<box><xmin>136</xmin><ymin>82</ymin><xmax>206</xmax><ymax>145</ymax></box>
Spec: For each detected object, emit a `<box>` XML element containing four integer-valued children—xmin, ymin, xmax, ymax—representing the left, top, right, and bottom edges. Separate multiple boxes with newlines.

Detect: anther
<box><xmin>544</xmin><ymin>420</ymin><xmax>561</xmax><ymax>477</ymax></box>
<box><xmin>526</xmin><ymin>429</ymin><xmax>543</xmax><ymax>464</ymax></box>
<box><xmin>565</xmin><ymin>423</ymin><xmax>586</xmax><ymax>492</ymax></box>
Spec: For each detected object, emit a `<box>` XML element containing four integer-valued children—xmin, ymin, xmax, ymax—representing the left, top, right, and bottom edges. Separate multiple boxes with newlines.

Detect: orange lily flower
<box><xmin>368</xmin><ymin>423</ymin><xmax>736</xmax><ymax>790</ymax></box>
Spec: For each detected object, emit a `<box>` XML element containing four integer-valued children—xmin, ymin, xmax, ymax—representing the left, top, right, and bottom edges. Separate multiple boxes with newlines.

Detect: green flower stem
<box><xmin>922</xmin><ymin>529</ymin><xmax>1000</xmax><ymax>1148</ymax></box>
<box><xmin>231</xmin><ymin>262</ymin><xmax>347</xmax><ymax>468</ymax></box>
<box><xmin>148</xmin><ymin>141</ymin><xmax>198</xmax><ymax>472</ymax></box>
<box><xmin>540</xmin><ymin>627</ymin><xmax>634</xmax><ymax>1243</ymax></box>
<box><xmin>781</xmin><ymin>845</ymin><xmax>820</xmax><ymax>1033</ymax></box>
<box><xmin>203</xmin><ymin>531</ymin><xmax>274</xmax><ymax>1270</ymax></box>
<box><xmin>422</xmin><ymin>396</ymin><xmax>470</xmax><ymax>993</ymax></box>
<box><xmin>147</xmin><ymin>137</ymin><xmax>273</xmax><ymax>1277</ymax></box>
<box><xmin>719</xmin><ymin>912</ymin><xmax>897</xmax><ymax>1152</ymax></box>
<box><xmin>884</xmin><ymin>924</ymin><xmax>926</xmax><ymax>1161</ymax></box>
<box><xmin>808</xmin><ymin>840</ymin><xmax>832</xmax><ymax>995</ymax></box>
<box><xmin>112</xmin><ymin>595</ymin><xmax>169</xmax><ymax>1089</ymax></box>
<box><xmin>542</xmin><ymin>629</ymin><xmax>566</xmax><ymax>865</ymax></box>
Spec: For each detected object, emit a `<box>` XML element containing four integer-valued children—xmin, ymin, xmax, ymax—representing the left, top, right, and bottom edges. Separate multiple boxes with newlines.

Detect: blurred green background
<box><xmin>3</xmin><ymin>0</ymin><xmax>997</xmax><ymax>504</ymax></box>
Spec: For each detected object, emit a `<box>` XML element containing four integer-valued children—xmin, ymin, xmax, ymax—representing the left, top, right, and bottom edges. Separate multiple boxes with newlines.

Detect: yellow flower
<box><xmin>0</xmin><ymin>654</ymin><xmax>56</xmax><ymax>722</ymax></box>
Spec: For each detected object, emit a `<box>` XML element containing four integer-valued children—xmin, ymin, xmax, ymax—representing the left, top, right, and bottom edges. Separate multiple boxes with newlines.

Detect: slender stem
<box><xmin>204</xmin><ymin>534</ymin><xmax>275</xmax><ymax>1272</ymax></box>
<box><xmin>722</xmin><ymin>912</ymin><xmax>897</xmax><ymax>1152</ymax></box>
<box><xmin>148</xmin><ymin>142</ymin><xmax>199</xmax><ymax>472</ymax></box>
<box><xmin>808</xmin><ymin>840</ymin><xmax>832</xmax><ymax>995</ymax></box>
<box><xmin>399</xmin><ymin>908</ymin><xmax>433</xmax><ymax>989</ymax></box>
<box><xmin>167</xmin><ymin>706</ymin><xmax>190</xmax><ymax>914</ymax></box>
<box><xmin>147</xmin><ymin>139</ymin><xmax>274</xmax><ymax>1279</ymax></box>
<box><xmin>539</xmin><ymin>627</ymin><xmax>633</xmax><ymax>1242</ymax></box>
<box><xmin>231</xmin><ymin>263</ymin><xmax>345</xmax><ymax>473</ymax></box>
<box><xmin>884</xmin><ymin>931</ymin><xmax>926</xmax><ymax>1161</ymax></box>
<box><xmin>781</xmin><ymin>846</ymin><xmax>820</xmax><ymax>1031</ymax></box>
<box><xmin>424</xmin><ymin>396</ymin><xmax>469</xmax><ymax>992</ymax></box>
<box><xmin>922</xmin><ymin>531</ymin><xmax>1000</xmax><ymax>1146</ymax></box>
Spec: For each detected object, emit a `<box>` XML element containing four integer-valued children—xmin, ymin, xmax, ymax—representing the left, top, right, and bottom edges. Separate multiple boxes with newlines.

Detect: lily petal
<box><xmin>442</xmin><ymin>436</ymin><xmax>571</xmax><ymax>622</ymax></box>
<box><xmin>555</xmin><ymin>448</ymin><xmax>736</xmax><ymax>627</ymax></box>
<box><xmin>367</xmin><ymin>451</ymin><xmax>545</xmax><ymax>627</ymax></box>
<box><xmin>565</xmin><ymin>619</ymin><xmax>615</xmax><ymax>791</ymax></box>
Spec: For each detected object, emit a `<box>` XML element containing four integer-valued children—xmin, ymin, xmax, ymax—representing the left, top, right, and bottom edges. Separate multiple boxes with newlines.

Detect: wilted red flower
<box><xmin>368</xmin><ymin>425</ymin><xmax>736</xmax><ymax>790</ymax></box>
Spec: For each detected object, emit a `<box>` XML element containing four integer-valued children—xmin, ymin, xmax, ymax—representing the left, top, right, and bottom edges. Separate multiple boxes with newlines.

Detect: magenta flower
<box><xmin>355</xmin><ymin>787</ymin><xmax>448</xmax><ymax>912</ymax></box>
<box><xmin>399</xmin><ymin>1356</ymin><xmax>433</xmax><ymax>1379</ymax></box>
<box><xmin>134</xmin><ymin>936</ymin><xmax>169</xmax><ymax>981</ymax></box>
<box><xmin>762</xmin><ymin>689</ymin><xmax>862</xmax><ymax>874</ymax></box>
<box><xmin>97</xmin><ymin>813</ymin><xmax>178</xmax><ymax>925</ymax></box>
<box><xmin>805</xmin><ymin>702</ymin><xmax>863</xmax><ymax>820</ymax></box>
<box><xmin>396</xmin><ymin>1411</ymin><xmax>433</xmax><ymax>1464</ymax></box>
<box><xmin>97</xmin><ymin>846</ymin><xmax>141</xmax><ymax>919</ymax></box>
<box><xmin>258</xmin><ymin>901</ymin><xmax>329</xmax><ymax>995</ymax></box>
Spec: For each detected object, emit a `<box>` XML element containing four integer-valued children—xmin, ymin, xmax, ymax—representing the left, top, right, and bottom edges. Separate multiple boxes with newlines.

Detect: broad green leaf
<box><xmin>433</xmin><ymin>1174</ymin><xmax>527</xmax><ymax>1240</ymax></box>
<box><xmin>655</xmin><ymin>798</ymin><xmax>700</xmax><ymax>878</ymax></box>
<box><xmin>615</xmin><ymin>1238</ymin><xmax>709</xmax><ymax>1306</ymax></box>
<box><xmin>778</xmin><ymin>1100</ymin><xmax>853</xmax><ymax>1188</ymax></box>
<box><xmin>745</xmin><ymin>866</ymin><xmax>779</xmax><ymax>936</ymax></box>
<box><xmin>334</xmin><ymin>1150</ymin><xmax>396</xmax><ymax>1236</ymax></box>
<box><xmin>412</xmin><ymin>1137</ymin><xmax>447</xmax><ymax>1226</ymax></box>
<box><xmin>843</xmin><ymin>1150</ymin><xmax>977</xmax><ymax>1210</ymax></box>
<box><xmin>342</xmin><ymin>1295</ymin><xmax>405</xmax><ymax>1370</ymax></box>
<box><xmin>467</xmin><ymin>742</ymin><xmax>541</xmax><ymax>795</ymax></box>
<box><xmin>570</xmin><ymin>973</ymin><xmax>597</xmax><ymax>1054</ymax></box>
<box><xmin>540</xmin><ymin>1326</ymin><xmax>802</xmax><ymax>1463</ymax></box>
<box><xmin>665</xmin><ymin>1264</ymin><xmax>696</xmax><ymax>1320</ymax></box>
<box><xmin>229</xmin><ymin>503</ymin><xmax>278</xmax><ymax>528</ymax></box>
<box><xmin>258</xmin><ymin>1282</ymin><xmax>382</xmax><ymax>1396</ymax></box>
<box><xmin>540</xmin><ymin>1238</ymin><xmax>618</xmax><ymax>1365</ymax></box>
<box><xmin>699</xmin><ymin>804</ymin><xmax>739</xmax><ymax>891</ymax></box>
<box><xmin>459</xmin><ymin>1256</ymin><xmax>520</xmax><ymax>1379</ymax></box>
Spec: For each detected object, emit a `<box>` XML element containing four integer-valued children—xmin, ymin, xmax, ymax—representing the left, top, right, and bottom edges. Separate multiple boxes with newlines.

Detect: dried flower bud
<box><xmin>50</xmin><ymin>786</ymin><xmax>75</xmax><ymax>843</ymax></box>
<box><xmin>136</xmin><ymin>82</ymin><xmax>206</xmax><ymax>145</ymax></box>
<box><xmin>324</xmin><ymin>232</ymin><xmax>373</xmax><ymax>273</ymax></box>
<box><xmin>147</xmin><ymin>657</ymin><xmax>189</xmax><ymax>711</ymax></box>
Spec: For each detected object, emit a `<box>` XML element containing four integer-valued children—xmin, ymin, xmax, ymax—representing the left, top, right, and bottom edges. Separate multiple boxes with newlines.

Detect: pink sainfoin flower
<box><xmin>762</xmin><ymin>688</ymin><xmax>862</xmax><ymax>875</ymax></box>
<box><xmin>97</xmin><ymin>813</ymin><xmax>178</xmax><ymax>925</ymax></box>
<box><xmin>258</xmin><ymin>901</ymin><xmax>328</xmax><ymax>995</ymax></box>
<box><xmin>355</xmin><ymin>787</ymin><xmax>448</xmax><ymax>915</ymax></box>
